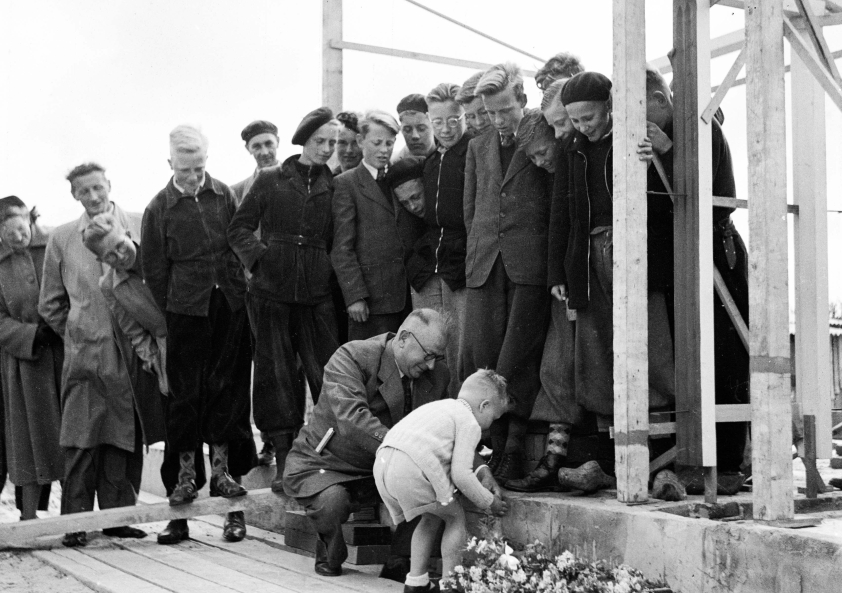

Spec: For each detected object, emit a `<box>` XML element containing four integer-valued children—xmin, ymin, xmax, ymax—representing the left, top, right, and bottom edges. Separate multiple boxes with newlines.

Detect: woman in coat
<box><xmin>0</xmin><ymin>196</ymin><xmax>63</xmax><ymax>520</ymax></box>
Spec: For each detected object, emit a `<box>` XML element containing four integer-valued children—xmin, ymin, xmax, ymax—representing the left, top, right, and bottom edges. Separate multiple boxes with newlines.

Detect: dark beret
<box><xmin>291</xmin><ymin>107</ymin><xmax>334</xmax><ymax>146</ymax></box>
<box><xmin>396</xmin><ymin>93</ymin><xmax>428</xmax><ymax>115</ymax></box>
<box><xmin>561</xmin><ymin>72</ymin><xmax>612</xmax><ymax>106</ymax></box>
<box><xmin>385</xmin><ymin>156</ymin><xmax>425</xmax><ymax>189</ymax></box>
<box><xmin>241</xmin><ymin>120</ymin><xmax>278</xmax><ymax>144</ymax></box>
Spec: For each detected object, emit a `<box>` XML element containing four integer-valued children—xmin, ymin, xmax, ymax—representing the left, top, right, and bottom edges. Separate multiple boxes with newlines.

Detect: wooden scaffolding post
<box><xmin>791</xmin><ymin>16</ymin><xmax>833</xmax><ymax>461</ymax></box>
<box><xmin>612</xmin><ymin>0</ymin><xmax>650</xmax><ymax>503</ymax></box>
<box><xmin>745</xmin><ymin>0</ymin><xmax>794</xmax><ymax>521</ymax></box>
<box><xmin>322</xmin><ymin>0</ymin><xmax>343</xmax><ymax>112</ymax></box>
<box><xmin>672</xmin><ymin>0</ymin><xmax>717</xmax><ymax>479</ymax></box>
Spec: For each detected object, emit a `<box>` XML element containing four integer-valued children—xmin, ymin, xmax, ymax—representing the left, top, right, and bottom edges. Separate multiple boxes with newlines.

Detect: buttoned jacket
<box><xmin>283</xmin><ymin>333</ymin><xmax>449</xmax><ymax>498</ymax></box>
<box><xmin>463</xmin><ymin>126</ymin><xmax>552</xmax><ymax>288</ymax></box>
<box><xmin>331</xmin><ymin>164</ymin><xmax>409</xmax><ymax>314</ymax></box>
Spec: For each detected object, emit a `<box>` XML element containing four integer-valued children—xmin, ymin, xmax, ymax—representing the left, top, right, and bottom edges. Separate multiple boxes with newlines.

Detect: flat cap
<box><xmin>561</xmin><ymin>72</ymin><xmax>612</xmax><ymax>106</ymax></box>
<box><xmin>396</xmin><ymin>93</ymin><xmax>428</xmax><ymax>115</ymax></box>
<box><xmin>291</xmin><ymin>107</ymin><xmax>334</xmax><ymax>146</ymax></box>
<box><xmin>385</xmin><ymin>156</ymin><xmax>425</xmax><ymax>189</ymax></box>
<box><xmin>241</xmin><ymin>120</ymin><xmax>278</xmax><ymax>144</ymax></box>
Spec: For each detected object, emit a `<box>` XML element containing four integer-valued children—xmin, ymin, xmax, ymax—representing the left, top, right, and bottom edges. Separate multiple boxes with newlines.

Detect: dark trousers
<box><xmin>247</xmin><ymin>294</ymin><xmax>339</xmax><ymax>436</ymax></box>
<box><xmin>165</xmin><ymin>288</ymin><xmax>254</xmax><ymax>451</ymax></box>
<box><xmin>348</xmin><ymin>312</ymin><xmax>405</xmax><ymax>342</ymax></box>
<box><xmin>713</xmin><ymin>219</ymin><xmax>750</xmax><ymax>471</ymax></box>
<box><xmin>297</xmin><ymin>479</ymin><xmax>416</xmax><ymax>568</ymax></box>
<box><xmin>297</xmin><ymin>479</ymin><xmax>380</xmax><ymax>567</ymax></box>
<box><xmin>61</xmin><ymin>439</ymin><xmax>142</xmax><ymax>515</ymax></box>
<box><xmin>460</xmin><ymin>255</ymin><xmax>549</xmax><ymax>421</ymax></box>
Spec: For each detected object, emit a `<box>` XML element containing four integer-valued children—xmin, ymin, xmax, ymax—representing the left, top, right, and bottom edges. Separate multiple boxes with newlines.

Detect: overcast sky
<box><xmin>2</xmin><ymin>0</ymin><xmax>842</xmax><ymax>303</ymax></box>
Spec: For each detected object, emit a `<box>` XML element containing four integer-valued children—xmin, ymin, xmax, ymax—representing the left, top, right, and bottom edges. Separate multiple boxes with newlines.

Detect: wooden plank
<box><xmin>791</xmin><ymin>38</ymin><xmax>834</xmax><ymax>459</ymax></box>
<box><xmin>712</xmin><ymin>195</ymin><xmax>799</xmax><ymax>215</ymax></box>
<box><xmin>332</xmin><ymin>40</ymin><xmax>538</xmax><ymax>78</ymax></box>
<box><xmin>803</xmin><ymin>415</ymin><xmax>820</xmax><ymax>498</ymax></box>
<box><xmin>34</xmin><ymin>548</ymin><xmax>171</xmax><ymax>593</ymax></box>
<box><xmin>185</xmin><ymin>520</ymin><xmax>399</xmax><ymax>593</ymax></box>
<box><xmin>649</xmin><ymin>447</ymin><xmax>677</xmax><ymax>474</ymax></box>
<box><xmin>651</xmin><ymin>29</ymin><xmax>744</xmax><ymax>72</ymax></box>
<box><xmin>746</xmin><ymin>0</ymin><xmax>795</xmax><ymax>522</ymax></box>
<box><xmin>704</xmin><ymin>466</ymin><xmax>718</xmax><ymax>504</ymax></box>
<box><xmin>112</xmin><ymin>539</ymin><xmax>296</xmax><ymax>593</ymax></box>
<box><xmin>612</xmin><ymin>0</ymin><xmax>650</xmax><ymax>504</ymax></box>
<box><xmin>0</xmin><ymin>488</ymin><xmax>283</xmax><ymax>548</ymax></box>
<box><xmin>714</xmin><ymin>267</ymin><xmax>749</xmax><ymax>351</ymax></box>
<box><xmin>673</xmin><ymin>0</ymin><xmax>717</xmax><ymax>468</ymax></box>
<box><xmin>715</xmin><ymin>403</ymin><xmax>752</xmax><ymax>422</ymax></box>
<box><xmin>322</xmin><ymin>0</ymin><xmax>343</xmax><ymax>112</ymax></box>
<box><xmin>701</xmin><ymin>45</ymin><xmax>746</xmax><ymax>123</ymax></box>
<box><xmin>76</xmin><ymin>545</ymin><xmax>240</xmax><ymax>593</ymax></box>
<box><xmin>784</xmin><ymin>18</ymin><xmax>842</xmax><ymax>113</ymax></box>
<box><xmin>794</xmin><ymin>0</ymin><xmax>842</xmax><ymax>85</ymax></box>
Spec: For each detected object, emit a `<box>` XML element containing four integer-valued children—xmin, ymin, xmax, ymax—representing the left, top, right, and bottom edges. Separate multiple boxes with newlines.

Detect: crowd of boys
<box><xmin>0</xmin><ymin>50</ymin><xmax>749</xmax><ymax>590</ymax></box>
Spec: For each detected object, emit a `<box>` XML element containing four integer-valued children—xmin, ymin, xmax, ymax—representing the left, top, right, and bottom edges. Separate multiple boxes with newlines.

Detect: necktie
<box><xmin>376</xmin><ymin>168</ymin><xmax>386</xmax><ymax>181</ymax></box>
<box><xmin>402</xmin><ymin>375</ymin><xmax>412</xmax><ymax>417</ymax></box>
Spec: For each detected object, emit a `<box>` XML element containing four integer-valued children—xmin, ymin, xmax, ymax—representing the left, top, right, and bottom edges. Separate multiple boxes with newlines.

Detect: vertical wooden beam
<box><xmin>612</xmin><ymin>0</ymin><xmax>649</xmax><ymax>504</ymax></box>
<box><xmin>791</xmin><ymin>34</ymin><xmax>833</xmax><ymax>459</ymax></box>
<box><xmin>673</xmin><ymin>0</ymin><xmax>717</xmax><ymax>471</ymax></box>
<box><xmin>322</xmin><ymin>0</ymin><xmax>343</xmax><ymax>112</ymax></box>
<box><xmin>745</xmin><ymin>0</ymin><xmax>795</xmax><ymax>521</ymax></box>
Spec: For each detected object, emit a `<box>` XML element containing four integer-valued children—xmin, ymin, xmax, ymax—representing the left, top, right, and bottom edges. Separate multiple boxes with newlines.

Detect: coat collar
<box><xmin>164</xmin><ymin>173</ymin><xmax>224</xmax><ymax>210</ymax></box>
<box><xmin>502</xmin><ymin>147</ymin><xmax>531</xmax><ymax>188</ymax></box>
<box><xmin>352</xmin><ymin>163</ymin><xmax>394</xmax><ymax>214</ymax></box>
<box><xmin>0</xmin><ymin>223</ymin><xmax>49</xmax><ymax>264</ymax></box>
<box><xmin>74</xmin><ymin>201</ymin><xmax>135</xmax><ymax>237</ymax></box>
<box><xmin>377</xmin><ymin>333</ymin><xmax>436</xmax><ymax>424</ymax></box>
<box><xmin>278</xmin><ymin>154</ymin><xmax>334</xmax><ymax>196</ymax></box>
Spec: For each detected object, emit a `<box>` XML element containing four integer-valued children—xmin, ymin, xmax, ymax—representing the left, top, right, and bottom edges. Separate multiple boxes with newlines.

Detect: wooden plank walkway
<box><xmin>31</xmin><ymin>516</ymin><xmax>400</xmax><ymax>593</ymax></box>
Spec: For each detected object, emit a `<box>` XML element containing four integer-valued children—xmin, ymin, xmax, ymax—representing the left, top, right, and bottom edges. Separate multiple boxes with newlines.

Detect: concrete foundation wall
<box><xmin>468</xmin><ymin>493</ymin><xmax>842</xmax><ymax>593</ymax></box>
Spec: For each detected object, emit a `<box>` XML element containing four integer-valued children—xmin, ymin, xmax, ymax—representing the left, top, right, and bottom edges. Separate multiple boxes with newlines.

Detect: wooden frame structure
<box><xmin>319</xmin><ymin>0</ymin><xmax>840</xmax><ymax>520</ymax></box>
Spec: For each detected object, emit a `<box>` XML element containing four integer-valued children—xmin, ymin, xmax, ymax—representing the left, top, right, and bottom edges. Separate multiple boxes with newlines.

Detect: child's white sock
<box><xmin>405</xmin><ymin>573</ymin><xmax>430</xmax><ymax>587</ymax></box>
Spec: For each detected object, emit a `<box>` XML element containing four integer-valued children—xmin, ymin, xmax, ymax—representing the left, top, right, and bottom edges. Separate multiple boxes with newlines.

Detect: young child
<box><xmin>374</xmin><ymin>369</ymin><xmax>511</xmax><ymax>593</ymax></box>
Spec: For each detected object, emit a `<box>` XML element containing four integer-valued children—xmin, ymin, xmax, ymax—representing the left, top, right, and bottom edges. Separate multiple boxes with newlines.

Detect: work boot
<box><xmin>103</xmin><ymin>526</ymin><xmax>147</xmax><ymax>538</ymax></box>
<box><xmin>493</xmin><ymin>449</ymin><xmax>526</xmax><ymax>483</ymax></box>
<box><xmin>271</xmin><ymin>433</ymin><xmax>293</xmax><ymax>493</ymax></box>
<box><xmin>651</xmin><ymin>469</ymin><xmax>686</xmax><ymax>501</ymax></box>
<box><xmin>62</xmin><ymin>531</ymin><xmax>87</xmax><ymax>548</ymax></box>
<box><xmin>257</xmin><ymin>440</ymin><xmax>276</xmax><ymax>466</ymax></box>
<box><xmin>506</xmin><ymin>453</ymin><xmax>564</xmax><ymax>492</ymax></box>
<box><xmin>223</xmin><ymin>511</ymin><xmax>246</xmax><ymax>542</ymax></box>
<box><xmin>210</xmin><ymin>443</ymin><xmax>247</xmax><ymax>498</ymax></box>
<box><xmin>557</xmin><ymin>461</ymin><xmax>616</xmax><ymax>493</ymax></box>
<box><xmin>157</xmin><ymin>519</ymin><xmax>189</xmax><ymax>545</ymax></box>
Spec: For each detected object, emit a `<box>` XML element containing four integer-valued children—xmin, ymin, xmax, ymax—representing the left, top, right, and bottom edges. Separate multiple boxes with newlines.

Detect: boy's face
<box><xmin>525</xmin><ymin>136</ymin><xmax>557</xmax><ymax>173</ymax></box>
<box><xmin>97</xmin><ymin>231</ymin><xmax>137</xmax><ymax>271</ymax></box>
<box><xmin>394</xmin><ymin>179</ymin><xmax>425</xmax><ymax>217</ymax></box>
<box><xmin>476</xmin><ymin>397</ymin><xmax>505</xmax><ymax>431</ymax></box>
<box><xmin>482</xmin><ymin>85</ymin><xmax>525</xmax><ymax>138</ymax></box>
<box><xmin>565</xmin><ymin>100</ymin><xmax>612</xmax><ymax>142</ymax></box>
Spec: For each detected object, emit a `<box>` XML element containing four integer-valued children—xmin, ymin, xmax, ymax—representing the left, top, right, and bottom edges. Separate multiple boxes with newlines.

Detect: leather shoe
<box><xmin>380</xmin><ymin>554</ymin><xmax>411</xmax><ymax>583</ymax></box>
<box><xmin>506</xmin><ymin>453</ymin><xmax>563</xmax><ymax>492</ymax></box>
<box><xmin>257</xmin><ymin>440</ymin><xmax>275</xmax><ymax>466</ymax></box>
<box><xmin>404</xmin><ymin>582</ymin><xmax>440</xmax><ymax>593</ymax></box>
<box><xmin>210</xmin><ymin>472</ymin><xmax>247</xmax><ymax>498</ymax></box>
<box><xmin>157</xmin><ymin>519</ymin><xmax>189</xmax><ymax>545</ymax></box>
<box><xmin>62</xmin><ymin>531</ymin><xmax>87</xmax><ymax>548</ymax></box>
<box><xmin>557</xmin><ymin>461</ymin><xmax>616</xmax><ymax>493</ymax></box>
<box><xmin>493</xmin><ymin>450</ymin><xmax>526</xmax><ymax>482</ymax></box>
<box><xmin>223</xmin><ymin>511</ymin><xmax>246</xmax><ymax>542</ymax></box>
<box><xmin>169</xmin><ymin>479</ymin><xmax>198</xmax><ymax>506</ymax></box>
<box><xmin>103</xmin><ymin>526</ymin><xmax>147</xmax><ymax>539</ymax></box>
<box><xmin>314</xmin><ymin>540</ymin><xmax>342</xmax><ymax>577</ymax></box>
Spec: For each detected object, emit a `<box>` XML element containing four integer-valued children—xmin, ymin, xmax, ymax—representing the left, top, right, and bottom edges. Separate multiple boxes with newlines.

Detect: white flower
<box><xmin>476</xmin><ymin>539</ymin><xmax>489</xmax><ymax>553</ymax></box>
<box><xmin>498</xmin><ymin>553</ymin><xmax>520</xmax><ymax>571</ymax></box>
<box><xmin>466</xmin><ymin>537</ymin><xmax>478</xmax><ymax>551</ymax></box>
<box><xmin>454</xmin><ymin>565</ymin><xmax>465</xmax><ymax>574</ymax></box>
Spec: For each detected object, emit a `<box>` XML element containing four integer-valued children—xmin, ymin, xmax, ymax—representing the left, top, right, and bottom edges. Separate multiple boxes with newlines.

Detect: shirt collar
<box><xmin>173</xmin><ymin>173</ymin><xmax>206</xmax><ymax>195</ymax></box>
<box><xmin>362</xmin><ymin>159</ymin><xmax>381</xmax><ymax>180</ymax></box>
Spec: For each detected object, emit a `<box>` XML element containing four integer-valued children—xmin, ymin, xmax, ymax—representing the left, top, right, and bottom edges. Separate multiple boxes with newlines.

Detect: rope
<box><xmin>402</xmin><ymin>0</ymin><xmax>545</xmax><ymax>64</ymax></box>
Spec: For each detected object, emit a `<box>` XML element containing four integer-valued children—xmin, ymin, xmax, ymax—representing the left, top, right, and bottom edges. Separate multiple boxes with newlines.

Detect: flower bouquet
<box><xmin>443</xmin><ymin>537</ymin><xmax>672</xmax><ymax>593</ymax></box>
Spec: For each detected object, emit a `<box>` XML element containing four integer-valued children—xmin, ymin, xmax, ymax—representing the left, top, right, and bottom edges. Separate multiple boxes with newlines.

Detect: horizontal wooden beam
<box><xmin>0</xmin><ymin>489</ymin><xmax>285</xmax><ymax>549</ymax></box>
<box><xmin>715</xmin><ymin>403</ymin><xmax>753</xmax><ymax>422</ymax></box>
<box><xmin>712</xmin><ymin>195</ymin><xmax>799</xmax><ymax>214</ymax></box>
<box><xmin>651</xmin><ymin>29</ymin><xmax>744</xmax><ymax>72</ymax></box>
<box><xmin>330</xmin><ymin>40</ymin><xmax>538</xmax><ymax>77</ymax></box>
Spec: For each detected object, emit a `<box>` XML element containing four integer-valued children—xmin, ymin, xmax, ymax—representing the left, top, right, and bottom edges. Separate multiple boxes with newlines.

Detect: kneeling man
<box><xmin>283</xmin><ymin>309</ymin><xmax>450</xmax><ymax>576</ymax></box>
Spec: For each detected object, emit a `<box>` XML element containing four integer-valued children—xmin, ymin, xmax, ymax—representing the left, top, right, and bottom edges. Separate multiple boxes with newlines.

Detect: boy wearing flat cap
<box><xmin>228</xmin><ymin>107</ymin><xmax>340</xmax><ymax>491</ymax></box>
<box><xmin>232</xmin><ymin>120</ymin><xmax>280</xmax><ymax>206</ymax></box>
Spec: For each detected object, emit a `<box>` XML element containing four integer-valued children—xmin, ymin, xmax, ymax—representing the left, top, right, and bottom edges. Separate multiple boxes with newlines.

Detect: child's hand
<box><xmin>489</xmin><ymin>494</ymin><xmax>508</xmax><ymax>517</ymax></box>
<box><xmin>477</xmin><ymin>466</ymin><xmax>504</xmax><ymax>498</ymax></box>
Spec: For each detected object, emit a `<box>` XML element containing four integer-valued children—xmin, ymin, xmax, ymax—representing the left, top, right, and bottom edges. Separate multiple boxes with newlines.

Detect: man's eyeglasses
<box><xmin>406</xmin><ymin>331</ymin><xmax>446</xmax><ymax>362</ymax></box>
<box><xmin>430</xmin><ymin>115</ymin><xmax>465</xmax><ymax>130</ymax></box>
